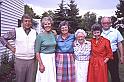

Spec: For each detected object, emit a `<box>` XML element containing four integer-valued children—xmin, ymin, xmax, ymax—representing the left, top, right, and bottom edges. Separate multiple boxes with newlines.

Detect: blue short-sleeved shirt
<box><xmin>56</xmin><ymin>34</ymin><xmax>75</xmax><ymax>53</ymax></box>
<box><xmin>101</xmin><ymin>27</ymin><xmax>123</xmax><ymax>52</ymax></box>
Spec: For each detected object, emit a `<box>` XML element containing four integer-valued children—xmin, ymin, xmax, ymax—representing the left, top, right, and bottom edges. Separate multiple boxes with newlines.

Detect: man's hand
<box><xmin>120</xmin><ymin>56</ymin><xmax>124</xmax><ymax>64</ymax></box>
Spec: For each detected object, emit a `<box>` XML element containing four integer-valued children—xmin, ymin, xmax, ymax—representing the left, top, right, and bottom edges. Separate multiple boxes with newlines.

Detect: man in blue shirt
<box><xmin>101</xmin><ymin>17</ymin><xmax>124</xmax><ymax>82</ymax></box>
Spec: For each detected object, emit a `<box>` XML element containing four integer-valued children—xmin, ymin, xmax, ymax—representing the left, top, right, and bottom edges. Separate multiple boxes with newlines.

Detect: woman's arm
<box><xmin>104</xmin><ymin>39</ymin><xmax>113</xmax><ymax>63</ymax></box>
<box><xmin>35</xmin><ymin>34</ymin><xmax>45</xmax><ymax>73</ymax></box>
<box><xmin>36</xmin><ymin>52</ymin><xmax>45</xmax><ymax>73</ymax></box>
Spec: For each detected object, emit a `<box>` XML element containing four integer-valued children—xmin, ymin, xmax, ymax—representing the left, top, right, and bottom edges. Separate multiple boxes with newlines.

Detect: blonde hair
<box><xmin>41</xmin><ymin>16</ymin><xmax>54</xmax><ymax>28</ymax></box>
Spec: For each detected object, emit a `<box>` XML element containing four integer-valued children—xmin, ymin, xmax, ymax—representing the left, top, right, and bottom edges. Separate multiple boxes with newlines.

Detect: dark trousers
<box><xmin>107</xmin><ymin>51</ymin><xmax>120</xmax><ymax>82</ymax></box>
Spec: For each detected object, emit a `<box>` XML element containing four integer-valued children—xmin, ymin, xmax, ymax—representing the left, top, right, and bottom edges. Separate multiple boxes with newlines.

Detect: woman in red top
<box><xmin>87</xmin><ymin>23</ymin><xmax>113</xmax><ymax>82</ymax></box>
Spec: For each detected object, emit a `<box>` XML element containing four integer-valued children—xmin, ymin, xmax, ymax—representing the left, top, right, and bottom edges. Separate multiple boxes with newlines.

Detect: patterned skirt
<box><xmin>56</xmin><ymin>53</ymin><xmax>75</xmax><ymax>82</ymax></box>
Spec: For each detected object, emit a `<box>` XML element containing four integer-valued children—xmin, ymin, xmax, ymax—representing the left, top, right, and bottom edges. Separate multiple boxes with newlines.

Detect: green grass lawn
<box><xmin>33</xmin><ymin>57</ymin><xmax>124</xmax><ymax>82</ymax></box>
<box><xmin>120</xmin><ymin>41</ymin><xmax>124</xmax><ymax>82</ymax></box>
<box><xmin>116</xmin><ymin>41</ymin><xmax>124</xmax><ymax>82</ymax></box>
<box><xmin>119</xmin><ymin>40</ymin><xmax>124</xmax><ymax>82</ymax></box>
<box><xmin>33</xmin><ymin>41</ymin><xmax>124</xmax><ymax>82</ymax></box>
<box><xmin>108</xmin><ymin>64</ymin><xmax>124</xmax><ymax>82</ymax></box>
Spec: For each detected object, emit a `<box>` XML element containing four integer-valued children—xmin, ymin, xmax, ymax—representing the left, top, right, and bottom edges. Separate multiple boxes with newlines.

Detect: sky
<box><xmin>24</xmin><ymin>0</ymin><xmax>120</xmax><ymax>18</ymax></box>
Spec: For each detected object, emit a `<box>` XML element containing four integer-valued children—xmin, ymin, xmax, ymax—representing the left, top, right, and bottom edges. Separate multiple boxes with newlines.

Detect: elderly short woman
<box><xmin>73</xmin><ymin>29</ymin><xmax>91</xmax><ymax>82</ymax></box>
<box><xmin>35</xmin><ymin>16</ymin><xmax>56</xmax><ymax>82</ymax></box>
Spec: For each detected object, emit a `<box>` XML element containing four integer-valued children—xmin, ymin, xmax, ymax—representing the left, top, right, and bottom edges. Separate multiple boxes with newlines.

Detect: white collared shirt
<box><xmin>101</xmin><ymin>27</ymin><xmax>123</xmax><ymax>52</ymax></box>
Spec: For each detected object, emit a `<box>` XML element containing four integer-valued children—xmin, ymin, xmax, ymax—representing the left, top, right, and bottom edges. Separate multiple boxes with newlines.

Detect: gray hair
<box><xmin>101</xmin><ymin>17</ymin><xmax>111</xmax><ymax>23</ymax></box>
<box><xmin>21</xmin><ymin>14</ymin><xmax>32</xmax><ymax>23</ymax></box>
<box><xmin>59</xmin><ymin>21</ymin><xmax>69</xmax><ymax>28</ymax></box>
<box><xmin>75</xmin><ymin>29</ymin><xmax>87</xmax><ymax>37</ymax></box>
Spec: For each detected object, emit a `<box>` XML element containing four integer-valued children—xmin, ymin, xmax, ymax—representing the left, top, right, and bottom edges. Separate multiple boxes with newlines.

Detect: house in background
<box><xmin>0</xmin><ymin>0</ymin><xmax>24</xmax><ymax>58</ymax></box>
<box><xmin>33</xmin><ymin>19</ymin><xmax>44</xmax><ymax>34</ymax></box>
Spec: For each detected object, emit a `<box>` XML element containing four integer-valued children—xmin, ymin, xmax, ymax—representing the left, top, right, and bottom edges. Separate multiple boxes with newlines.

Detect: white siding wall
<box><xmin>0</xmin><ymin>0</ymin><xmax>24</xmax><ymax>57</ymax></box>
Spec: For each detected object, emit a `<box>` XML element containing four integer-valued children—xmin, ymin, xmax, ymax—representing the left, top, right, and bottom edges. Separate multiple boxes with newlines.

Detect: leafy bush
<box><xmin>0</xmin><ymin>50</ymin><xmax>15</xmax><ymax>82</ymax></box>
<box><xmin>86</xmin><ymin>31</ymin><xmax>92</xmax><ymax>40</ymax></box>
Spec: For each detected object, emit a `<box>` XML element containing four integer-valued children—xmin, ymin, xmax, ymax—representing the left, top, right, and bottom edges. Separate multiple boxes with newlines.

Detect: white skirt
<box><xmin>75</xmin><ymin>60</ymin><xmax>89</xmax><ymax>82</ymax></box>
<box><xmin>35</xmin><ymin>53</ymin><xmax>56</xmax><ymax>82</ymax></box>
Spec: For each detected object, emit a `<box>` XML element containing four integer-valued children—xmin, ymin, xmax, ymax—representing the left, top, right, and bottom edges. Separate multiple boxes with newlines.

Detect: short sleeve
<box><xmin>35</xmin><ymin>34</ymin><xmax>42</xmax><ymax>53</ymax></box>
<box><xmin>117</xmin><ymin>30</ymin><xmax>123</xmax><ymax>43</ymax></box>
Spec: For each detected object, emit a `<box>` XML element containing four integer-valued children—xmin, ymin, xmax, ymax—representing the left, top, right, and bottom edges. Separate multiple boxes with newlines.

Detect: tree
<box><xmin>24</xmin><ymin>5</ymin><xmax>41</xmax><ymax>19</ymax></box>
<box><xmin>115</xmin><ymin>0</ymin><xmax>124</xmax><ymax>18</ymax></box>
<box><xmin>54</xmin><ymin>0</ymin><xmax>67</xmax><ymax>32</ymax></box>
<box><xmin>111</xmin><ymin>16</ymin><xmax>118</xmax><ymax>28</ymax></box>
<box><xmin>98</xmin><ymin>16</ymin><xmax>102</xmax><ymax>25</ymax></box>
<box><xmin>68</xmin><ymin>0</ymin><xmax>83</xmax><ymax>32</ymax></box>
<box><xmin>41</xmin><ymin>10</ymin><xmax>55</xmax><ymax>19</ymax></box>
<box><xmin>82</xmin><ymin>12</ymin><xmax>96</xmax><ymax>31</ymax></box>
<box><xmin>24</xmin><ymin>5</ymin><xmax>35</xmax><ymax>17</ymax></box>
<box><xmin>54</xmin><ymin>0</ymin><xmax>83</xmax><ymax>33</ymax></box>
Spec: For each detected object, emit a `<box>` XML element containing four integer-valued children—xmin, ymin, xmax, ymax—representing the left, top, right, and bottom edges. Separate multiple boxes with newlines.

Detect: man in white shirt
<box><xmin>101</xmin><ymin>17</ymin><xmax>124</xmax><ymax>82</ymax></box>
<box><xmin>0</xmin><ymin>14</ymin><xmax>37</xmax><ymax>82</ymax></box>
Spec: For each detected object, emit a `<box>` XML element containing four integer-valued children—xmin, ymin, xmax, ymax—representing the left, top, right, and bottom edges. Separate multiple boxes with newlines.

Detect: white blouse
<box><xmin>74</xmin><ymin>40</ymin><xmax>91</xmax><ymax>61</ymax></box>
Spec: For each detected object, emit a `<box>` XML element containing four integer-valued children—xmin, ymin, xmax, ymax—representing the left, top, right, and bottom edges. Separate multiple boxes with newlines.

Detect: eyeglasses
<box><xmin>101</xmin><ymin>22</ymin><xmax>111</xmax><ymax>24</ymax></box>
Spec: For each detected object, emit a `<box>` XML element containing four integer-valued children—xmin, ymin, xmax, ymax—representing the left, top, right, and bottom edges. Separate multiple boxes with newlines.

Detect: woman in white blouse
<box><xmin>74</xmin><ymin>29</ymin><xmax>91</xmax><ymax>82</ymax></box>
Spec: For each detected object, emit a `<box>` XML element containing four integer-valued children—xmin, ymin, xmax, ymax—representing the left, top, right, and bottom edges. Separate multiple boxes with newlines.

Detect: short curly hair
<box><xmin>41</xmin><ymin>16</ymin><xmax>54</xmax><ymax>29</ymax></box>
<box><xmin>91</xmin><ymin>23</ymin><xmax>102</xmax><ymax>33</ymax></box>
<box><xmin>59</xmin><ymin>21</ymin><xmax>69</xmax><ymax>28</ymax></box>
<box><xmin>21</xmin><ymin>14</ymin><xmax>32</xmax><ymax>23</ymax></box>
<box><xmin>58</xmin><ymin>20</ymin><xmax>72</xmax><ymax>33</ymax></box>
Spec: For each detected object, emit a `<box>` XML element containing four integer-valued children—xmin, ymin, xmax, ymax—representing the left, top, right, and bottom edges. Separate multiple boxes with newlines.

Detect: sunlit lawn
<box><xmin>33</xmin><ymin>56</ymin><xmax>124</xmax><ymax>82</ymax></box>
<box><xmin>119</xmin><ymin>40</ymin><xmax>124</xmax><ymax>82</ymax></box>
<box><xmin>109</xmin><ymin>41</ymin><xmax>124</xmax><ymax>82</ymax></box>
<box><xmin>108</xmin><ymin>64</ymin><xmax>124</xmax><ymax>82</ymax></box>
<box><xmin>119</xmin><ymin>64</ymin><xmax>124</xmax><ymax>82</ymax></box>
